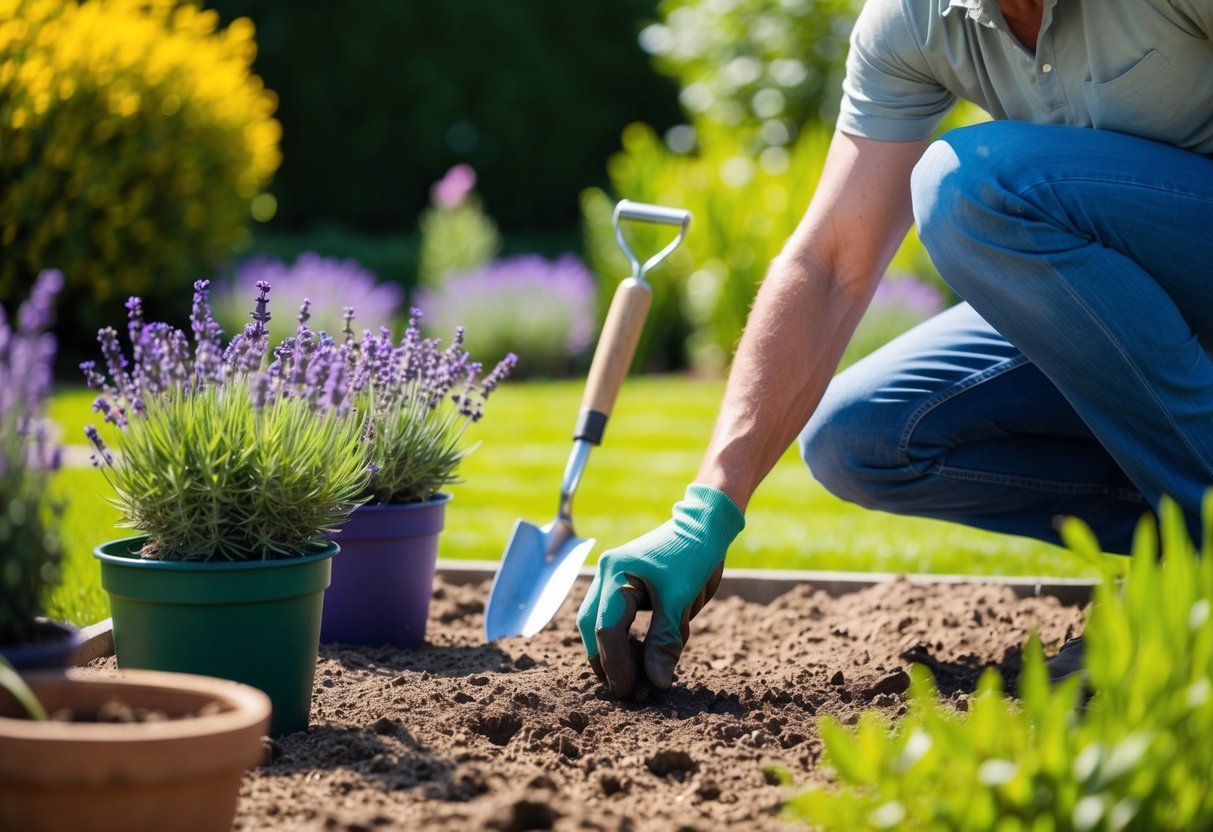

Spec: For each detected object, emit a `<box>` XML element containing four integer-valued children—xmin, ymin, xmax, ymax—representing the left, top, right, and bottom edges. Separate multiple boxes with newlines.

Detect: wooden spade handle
<box><xmin>572</xmin><ymin>277</ymin><xmax>652</xmax><ymax>446</ymax></box>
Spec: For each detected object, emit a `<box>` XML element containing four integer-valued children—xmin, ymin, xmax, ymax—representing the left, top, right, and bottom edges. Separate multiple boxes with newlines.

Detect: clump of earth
<box><xmin>224</xmin><ymin>574</ymin><xmax>1082</xmax><ymax>831</ymax></box>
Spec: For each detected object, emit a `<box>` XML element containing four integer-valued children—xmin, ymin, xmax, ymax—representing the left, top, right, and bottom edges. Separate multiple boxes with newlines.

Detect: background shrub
<box><xmin>838</xmin><ymin>274</ymin><xmax>946</xmax><ymax>372</ymax></box>
<box><xmin>416</xmin><ymin>165</ymin><xmax>502</xmax><ymax>290</ymax></box>
<box><xmin>0</xmin><ymin>0</ymin><xmax>281</xmax><ymax>365</ymax></box>
<box><xmin>641</xmin><ymin>0</ymin><xmax>859</xmax><ymax>150</ymax></box>
<box><xmin>414</xmin><ymin>254</ymin><xmax>596</xmax><ymax>379</ymax></box>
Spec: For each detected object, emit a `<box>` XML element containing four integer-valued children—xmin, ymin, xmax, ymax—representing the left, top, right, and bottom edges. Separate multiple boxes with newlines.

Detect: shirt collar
<box><xmin>940</xmin><ymin>0</ymin><xmax>1000</xmax><ymax>29</ymax></box>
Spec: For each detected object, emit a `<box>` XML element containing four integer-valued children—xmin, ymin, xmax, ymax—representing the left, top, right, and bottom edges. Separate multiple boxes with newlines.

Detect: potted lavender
<box><xmin>314</xmin><ymin>306</ymin><xmax>515</xmax><ymax>649</ymax></box>
<box><xmin>0</xmin><ymin>271</ymin><xmax>84</xmax><ymax>669</ymax></box>
<box><xmin>85</xmin><ymin>281</ymin><xmax>370</xmax><ymax>736</ymax></box>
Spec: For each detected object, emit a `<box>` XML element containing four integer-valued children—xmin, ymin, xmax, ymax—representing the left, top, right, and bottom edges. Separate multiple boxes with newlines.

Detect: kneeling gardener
<box><xmin>578</xmin><ymin>0</ymin><xmax>1213</xmax><ymax>698</ymax></box>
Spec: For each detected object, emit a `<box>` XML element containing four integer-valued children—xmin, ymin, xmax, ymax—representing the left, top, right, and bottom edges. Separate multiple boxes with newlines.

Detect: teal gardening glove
<box><xmin>577</xmin><ymin>484</ymin><xmax>745</xmax><ymax>698</ymax></box>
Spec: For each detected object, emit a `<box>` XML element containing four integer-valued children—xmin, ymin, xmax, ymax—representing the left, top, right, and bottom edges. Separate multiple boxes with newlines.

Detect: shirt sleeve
<box><xmin>836</xmin><ymin>0</ymin><xmax>956</xmax><ymax>141</ymax></box>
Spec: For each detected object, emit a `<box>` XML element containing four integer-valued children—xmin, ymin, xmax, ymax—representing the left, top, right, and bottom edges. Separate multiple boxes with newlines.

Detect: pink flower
<box><xmin>431</xmin><ymin>164</ymin><xmax>477</xmax><ymax>208</ymax></box>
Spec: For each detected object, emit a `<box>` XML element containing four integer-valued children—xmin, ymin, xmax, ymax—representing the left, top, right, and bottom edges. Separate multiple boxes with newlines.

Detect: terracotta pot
<box><xmin>0</xmin><ymin>668</ymin><xmax>270</xmax><ymax>832</ymax></box>
<box><xmin>321</xmin><ymin>494</ymin><xmax>450</xmax><ymax>649</ymax></box>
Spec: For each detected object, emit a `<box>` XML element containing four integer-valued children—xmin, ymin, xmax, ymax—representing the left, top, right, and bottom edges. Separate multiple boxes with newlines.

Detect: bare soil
<box><xmin>220</xmin><ymin>575</ymin><xmax>1084</xmax><ymax>831</ymax></box>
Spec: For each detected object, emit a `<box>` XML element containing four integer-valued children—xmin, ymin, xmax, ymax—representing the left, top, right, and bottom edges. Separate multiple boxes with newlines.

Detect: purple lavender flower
<box><xmin>250</xmin><ymin>371</ymin><xmax>272</xmax><ymax>412</ymax></box>
<box><xmin>79</xmin><ymin>271</ymin><xmax>515</xmax><ymax>508</ymax></box>
<box><xmin>84</xmin><ymin>425</ymin><xmax>114</xmax><ymax>468</ymax></box>
<box><xmin>85</xmin><ymin>276</ymin><xmax>295</xmax><ymax>421</ymax></box>
<box><xmin>249</xmin><ymin>280</ymin><xmax>272</xmax><ymax>339</ymax></box>
<box><xmin>870</xmin><ymin>274</ymin><xmax>946</xmax><ymax>318</ymax></box>
<box><xmin>414</xmin><ymin>254</ymin><xmax>596</xmax><ymax>378</ymax></box>
<box><xmin>431</xmin><ymin>164</ymin><xmax>477</xmax><ymax>208</ymax></box>
<box><xmin>2</xmin><ymin>270</ymin><xmax>62</xmax><ymax>458</ymax></box>
<box><xmin>213</xmin><ymin>253</ymin><xmax>403</xmax><ymax>341</ymax></box>
<box><xmin>1</xmin><ymin>271</ymin><xmax>64</xmax><ymax>643</ymax></box>
<box><xmin>481</xmin><ymin>352</ymin><xmax>518</xmax><ymax>398</ymax></box>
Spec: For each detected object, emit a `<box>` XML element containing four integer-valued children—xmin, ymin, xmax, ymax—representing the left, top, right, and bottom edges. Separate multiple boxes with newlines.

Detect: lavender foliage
<box><xmin>1</xmin><ymin>270</ymin><xmax>64</xmax><ymax>644</ymax></box>
<box><xmin>414</xmin><ymin>253</ymin><xmax>595</xmax><ymax>378</ymax></box>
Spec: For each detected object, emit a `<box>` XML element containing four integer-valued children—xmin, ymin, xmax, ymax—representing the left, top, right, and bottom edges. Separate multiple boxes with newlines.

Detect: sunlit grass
<box><xmin>43</xmin><ymin>466</ymin><xmax>122</xmax><ymax>627</ymax></box>
<box><xmin>46</xmin><ymin>374</ymin><xmax>1100</xmax><ymax>626</ymax></box>
<box><xmin>447</xmin><ymin>375</ymin><xmax>1096</xmax><ymax>577</ymax></box>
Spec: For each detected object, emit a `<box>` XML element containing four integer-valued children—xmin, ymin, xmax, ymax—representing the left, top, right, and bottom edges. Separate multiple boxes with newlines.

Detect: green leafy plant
<box><xmin>0</xmin><ymin>270</ymin><xmax>64</xmax><ymax>645</ymax></box>
<box><xmin>640</xmin><ymin>0</ymin><xmax>858</xmax><ymax>149</ymax></box>
<box><xmin>785</xmin><ymin>495</ymin><xmax>1213</xmax><ymax>831</ymax></box>
<box><xmin>417</xmin><ymin>165</ymin><xmax>501</xmax><ymax>289</ymax></box>
<box><xmin>0</xmin><ymin>0</ymin><xmax>281</xmax><ymax>358</ymax></box>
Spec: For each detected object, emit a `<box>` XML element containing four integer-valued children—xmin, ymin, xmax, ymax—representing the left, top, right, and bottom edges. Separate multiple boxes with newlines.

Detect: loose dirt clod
<box><xmin>188</xmin><ymin>574</ymin><xmax>1082</xmax><ymax>830</ymax></box>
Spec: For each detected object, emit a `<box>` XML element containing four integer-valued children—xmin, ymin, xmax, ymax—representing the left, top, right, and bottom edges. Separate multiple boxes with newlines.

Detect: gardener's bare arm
<box><xmin>578</xmin><ymin>130</ymin><xmax>932</xmax><ymax>698</ymax></box>
<box><xmin>696</xmin><ymin>130</ymin><xmax>931</xmax><ymax>511</ymax></box>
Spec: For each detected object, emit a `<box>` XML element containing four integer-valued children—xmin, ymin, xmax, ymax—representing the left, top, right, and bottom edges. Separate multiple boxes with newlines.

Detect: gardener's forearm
<box><xmin>695</xmin><ymin>131</ymin><xmax>929</xmax><ymax>512</ymax></box>
<box><xmin>694</xmin><ymin>250</ymin><xmax>871</xmax><ymax>511</ymax></box>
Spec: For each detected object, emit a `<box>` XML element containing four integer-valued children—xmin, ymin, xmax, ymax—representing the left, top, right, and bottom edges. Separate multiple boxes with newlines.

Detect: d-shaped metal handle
<box><xmin>613</xmin><ymin>199</ymin><xmax>691</xmax><ymax>285</ymax></box>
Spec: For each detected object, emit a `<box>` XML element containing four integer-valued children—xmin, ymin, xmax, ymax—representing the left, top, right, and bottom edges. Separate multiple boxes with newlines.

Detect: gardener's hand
<box><xmin>577</xmin><ymin>483</ymin><xmax>745</xmax><ymax>698</ymax></box>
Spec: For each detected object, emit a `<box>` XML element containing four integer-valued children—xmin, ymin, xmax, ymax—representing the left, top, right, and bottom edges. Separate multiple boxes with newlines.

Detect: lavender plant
<box><xmin>0</xmin><ymin>270</ymin><xmax>64</xmax><ymax>645</ymax></box>
<box><xmin>85</xmin><ymin>281</ymin><xmax>515</xmax><ymax>557</ymax></box>
<box><xmin>279</xmin><ymin>304</ymin><xmax>517</xmax><ymax>505</ymax></box>
<box><xmin>83</xmin><ymin>281</ymin><xmax>371</xmax><ymax>561</ymax></box>
<box><xmin>212</xmin><ymin>252</ymin><xmax>404</xmax><ymax>343</ymax></box>
<box><xmin>414</xmin><ymin>254</ymin><xmax>595</xmax><ymax>378</ymax></box>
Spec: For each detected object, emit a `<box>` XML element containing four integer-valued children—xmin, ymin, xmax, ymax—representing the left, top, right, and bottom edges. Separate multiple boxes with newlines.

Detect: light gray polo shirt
<box><xmin>838</xmin><ymin>0</ymin><xmax>1213</xmax><ymax>153</ymax></box>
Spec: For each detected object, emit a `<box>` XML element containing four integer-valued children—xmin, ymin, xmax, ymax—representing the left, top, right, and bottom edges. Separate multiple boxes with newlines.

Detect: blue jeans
<box><xmin>800</xmin><ymin>122</ymin><xmax>1213</xmax><ymax>554</ymax></box>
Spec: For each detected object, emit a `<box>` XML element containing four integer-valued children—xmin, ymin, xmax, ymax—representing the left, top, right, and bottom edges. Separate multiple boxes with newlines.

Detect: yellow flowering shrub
<box><xmin>0</xmin><ymin>0</ymin><xmax>280</xmax><ymax>339</ymax></box>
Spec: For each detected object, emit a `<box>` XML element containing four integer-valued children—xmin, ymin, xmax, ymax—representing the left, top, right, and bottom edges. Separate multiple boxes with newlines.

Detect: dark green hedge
<box><xmin>205</xmin><ymin>1</ymin><xmax>684</xmax><ymax>235</ymax></box>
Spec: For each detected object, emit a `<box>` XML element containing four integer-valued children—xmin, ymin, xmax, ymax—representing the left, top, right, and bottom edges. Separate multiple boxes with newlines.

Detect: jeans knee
<box><xmin>911</xmin><ymin>122</ymin><xmax>1045</xmax><ymax>289</ymax></box>
<box><xmin>799</xmin><ymin>398</ymin><xmax>892</xmax><ymax>510</ymax></box>
<box><xmin>911</xmin><ymin>128</ymin><xmax>989</xmax><ymax>265</ymax></box>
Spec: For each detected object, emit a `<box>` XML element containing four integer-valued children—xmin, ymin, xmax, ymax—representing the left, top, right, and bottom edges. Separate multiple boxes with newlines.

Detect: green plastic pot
<box><xmin>94</xmin><ymin>536</ymin><xmax>337</xmax><ymax>737</ymax></box>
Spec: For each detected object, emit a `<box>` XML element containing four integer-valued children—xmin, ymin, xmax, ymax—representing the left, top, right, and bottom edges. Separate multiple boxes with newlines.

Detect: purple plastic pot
<box><xmin>320</xmin><ymin>494</ymin><xmax>451</xmax><ymax>649</ymax></box>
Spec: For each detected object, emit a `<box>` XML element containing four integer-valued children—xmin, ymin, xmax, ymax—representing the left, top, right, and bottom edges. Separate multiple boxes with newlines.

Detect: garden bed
<box><xmin>117</xmin><ymin>569</ymin><xmax>1081</xmax><ymax>831</ymax></box>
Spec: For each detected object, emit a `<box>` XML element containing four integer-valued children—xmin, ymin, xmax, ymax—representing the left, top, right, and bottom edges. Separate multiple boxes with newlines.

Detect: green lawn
<box><xmin>45</xmin><ymin>375</ymin><xmax>1102</xmax><ymax>626</ymax></box>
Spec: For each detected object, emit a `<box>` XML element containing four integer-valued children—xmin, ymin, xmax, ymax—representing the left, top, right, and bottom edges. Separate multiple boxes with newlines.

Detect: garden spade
<box><xmin>484</xmin><ymin>200</ymin><xmax>691</xmax><ymax>641</ymax></box>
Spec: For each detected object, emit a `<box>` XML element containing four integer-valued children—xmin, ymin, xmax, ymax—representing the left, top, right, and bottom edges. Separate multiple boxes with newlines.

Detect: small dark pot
<box><xmin>0</xmin><ymin>619</ymin><xmax>86</xmax><ymax>671</ymax></box>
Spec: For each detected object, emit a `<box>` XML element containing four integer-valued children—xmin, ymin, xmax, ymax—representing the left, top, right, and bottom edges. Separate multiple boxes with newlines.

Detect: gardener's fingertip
<box><xmin>644</xmin><ymin>647</ymin><xmax>678</xmax><ymax>690</ymax></box>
